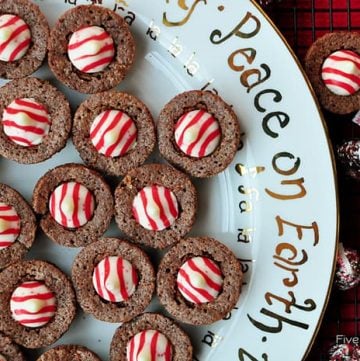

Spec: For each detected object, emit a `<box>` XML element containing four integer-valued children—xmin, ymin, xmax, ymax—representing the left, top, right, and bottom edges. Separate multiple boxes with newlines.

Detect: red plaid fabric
<box><xmin>269</xmin><ymin>1</ymin><xmax>360</xmax><ymax>360</ymax></box>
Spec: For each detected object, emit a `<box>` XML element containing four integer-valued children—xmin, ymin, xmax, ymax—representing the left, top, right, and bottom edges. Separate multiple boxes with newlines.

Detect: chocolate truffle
<box><xmin>32</xmin><ymin>163</ymin><xmax>113</xmax><ymax>247</ymax></box>
<box><xmin>48</xmin><ymin>5</ymin><xmax>135</xmax><ymax>94</ymax></box>
<box><xmin>0</xmin><ymin>0</ymin><xmax>49</xmax><ymax>79</ymax></box>
<box><xmin>158</xmin><ymin>90</ymin><xmax>240</xmax><ymax>177</ymax></box>
<box><xmin>72</xmin><ymin>237</ymin><xmax>155</xmax><ymax>323</ymax></box>
<box><xmin>157</xmin><ymin>237</ymin><xmax>242</xmax><ymax>325</ymax></box>
<box><xmin>73</xmin><ymin>91</ymin><xmax>156</xmax><ymax>177</ymax></box>
<box><xmin>114</xmin><ymin>163</ymin><xmax>197</xmax><ymax>249</ymax></box>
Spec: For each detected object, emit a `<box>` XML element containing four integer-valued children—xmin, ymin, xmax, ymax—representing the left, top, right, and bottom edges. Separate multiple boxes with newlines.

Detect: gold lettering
<box><xmin>210</xmin><ymin>12</ymin><xmax>261</xmax><ymax>44</ymax></box>
<box><xmin>265</xmin><ymin>178</ymin><xmax>306</xmax><ymax>200</ymax></box>
<box><xmin>240</xmin><ymin>64</ymin><xmax>271</xmax><ymax>93</ymax></box>
<box><xmin>163</xmin><ymin>0</ymin><xmax>206</xmax><ymax>27</ymax></box>
<box><xmin>228</xmin><ymin>48</ymin><xmax>256</xmax><ymax>71</ymax></box>
<box><xmin>235</xmin><ymin>163</ymin><xmax>265</xmax><ymax>177</ymax></box>
<box><xmin>272</xmin><ymin>152</ymin><xmax>300</xmax><ymax>176</ymax></box>
<box><xmin>276</xmin><ymin>216</ymin><xmax>319</xmax><ymax>246</ymax></box>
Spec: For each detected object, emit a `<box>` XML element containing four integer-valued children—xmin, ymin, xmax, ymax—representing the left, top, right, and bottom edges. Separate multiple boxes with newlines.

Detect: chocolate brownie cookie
<box><xmin>114</xmin><ymin>164</ymin><xmax>197</xmax><ymax>249</ymax></box>
<box><xmin>0</xmin><ymin>183</ymin><xmax>36</xmax><ymax>269</ymax></box>
<box><xmin>0</xmin><ymin>260</ymin><xmax>76</xmax><ymax>349</ymax></box>
<box><xmin>48</xmin><ymin>5</ymin><xmax>135</xmax><ymax>94</ymax></box>
<box><xmin>0</xmin><ymin>77</ymin><xmax>71</xmax><ymax>164</ymax></box>
<box><xmin>0</xmin><ymin>333</ymin><xmax>25</xmax><ymax>361</ymax></box>
<box><xmin>305</xmin><ymin>32</ymin><xmax>360</xmax><ymax>114</ymax></box>
<box><xmin>110</xmin><ymin>313</ymin><xmax>192</xmax><ymax>361</ymax></box>
<box><xmin>158</xmin><ymin>90</ymin><xmax>240</xmax><ymax>178</ymax></box>
<box><xmin>32</xmin><ymin>163</ymin><xmax>113</xmax><ymax>247</ymax></box>
<box><xmin>37</xmin><ymin>345</ymin><xmax>101</xmax><ymax>361</ymax></box>
<box><xmin>72</xmin><ymin>237</ymin><xmax>155</xmax><ymax>323</ymax></box>
<box><xmin>157</xmin><ymin>237</ymin><xmax>242</xmax><ymax>325</ymax></box>
<box><xmin>73</xmin><ymin>91</ymin><xmax>156</xmax><ymax>177</ymax></box>
<box><xmin>0</xmin><ymin>0</ymin><xmax>49</xmax><ymax>79</ymax></box>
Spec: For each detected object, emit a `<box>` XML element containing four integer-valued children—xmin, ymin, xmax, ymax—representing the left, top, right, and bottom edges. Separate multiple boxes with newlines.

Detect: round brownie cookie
<box><xmin>0</xmin><ymin>0</ymin><xmax>49</xmax><ymax>79</ymax></box>
<box><xmin>0</xmin><ymin>77</ymin><xmax>72</xmax><ymax>164</ymax></box>
<box><xmin>73</xmin><ymin>91</ymin><xmax>156</xmax><ymax>177</ymax></box>
<box><xmin>114</xmin><ymin>163</ymin><xmax>197</xmax><ymax>249</ymax></box>
<box><xmin>0</xmin><ymin>183</ymin><xmax>36</xmax><ymax>270</ymax></box>
<box><xmin>110</xmin><ymin>313</ymin><xmax>192</xmax><ymax>361</ymax></box>
<box><xmin>72</xmin><ymin>237</ymin><xmax>155</xmax><ymax>323</ymax></box>
<box><xmin>0</xmin><ymin>333</ymin><xmax>25</xmax><ymax>361</ymax></box>
<box><xmin>158</xmin><ymin>90</ymin><xmax>240</xmax><ymax>178</ymax></box>
<box><xmin>157</xmin><ymin>237</ymin><xmax>242</xmax><ymax>325</ymax></box>
<box><xmin>37</xmin><ymin>345</ymin><xmax>101</xmax><ymax>361</ymax></box>
<box><xmin>305</xmin><ymin>32</ymin><xmax>360</xmax><ymax>114</ymax></box>
<box><xmin>48</xmin><ymin>5</ymin><xmax>135</xmax><ymax>94</ymax></box>
<box><xmin>32</xmin><ymin>163</ymin><xmax>113</xmax><ymax>247</ymax></box>
<box><xmin>0</xmin><ymin>260</ymin><xmax>76</xmax><ymax>349</ymax></box>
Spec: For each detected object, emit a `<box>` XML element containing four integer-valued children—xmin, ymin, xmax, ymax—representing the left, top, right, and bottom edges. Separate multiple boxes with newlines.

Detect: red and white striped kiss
<box><xmin>177</xmin><ymin>256</ymin><xmax>223</xmax><ymax>304</ymax></box>
<box><xmin>0</xmin><ymin>14</ymin><xmax>31</xmax><ymax>62</ymax></box>
<box><xmin>10</xmin><ymin>281</ymin><xmax>57</xmax><ymax>328</ymax></box>
<box><xmin>68</xmin><ymin>26</ymin><xmax>115</xmax><ymax>73</ymax></box>
<box><xmin>90</xmin><ymin>110</ymin><xmax>137</xmax><ymax>158</ymax></box>
<box><xmin>2</xmin><ymin>98</ymin><xmax>51</xmax><ymax>147</ymax></box>
<box><xmin>0</xmin><ymin>202</ymin><xmax>20</xmax><ymax>250</ymax></box>
<box><xmin>322</xmin><ymin>50</ymin><xmax>360</xmax><ymax>96</ymax></box>
<box><xmin>49</xmin><ymin>182</ymin><xmax>95</xmax><ymax>229</ymax></box>
<box><xmin>92</xmin><ymin>256</ymin><xmax>138</xmax><ymax>303</ymax></box>
<box><xmin>174</xmin><ymin>109</ymin><xmax>221</xmax><ymax>158</ymax></box>
<box><xmin>132</xmin><ymin>185</ymin><xmax>179</xmax><ymax>231</ymax></box>
<box><xmin>126</xmin><ymin>330</ymin><xmax>172</xmax><ymax>361</ymax></box>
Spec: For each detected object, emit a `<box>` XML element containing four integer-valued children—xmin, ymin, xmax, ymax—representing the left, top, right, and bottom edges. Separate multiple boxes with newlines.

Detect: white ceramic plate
<box><xmin>0</xmin><ymin>1</ymin><xmax>338</xmax><ymax>360</ymax></box>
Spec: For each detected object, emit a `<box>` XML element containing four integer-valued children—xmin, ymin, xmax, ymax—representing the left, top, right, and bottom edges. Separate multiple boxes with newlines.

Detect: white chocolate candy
<box><xmin>90</xmin><ymin>110</ymin><xmax>137</xmax><ymax>158</ymax></box>
<box><xmin>0</xmin><ymin>14</ymin><xmax>31</xmax><ymax>62</ymax></box>
<box><xmin>175</xmin><ymin>109</ymin><xmax>221</xmax><ymax>158</ymax></box>
<box><xmin>177</xmin><ymin>256</ymin><xmax>223</xmax><ymax>304</ymax></box>
<box><xmin>10</xmin><ymin>281</ymin><xmax>57</xmax><ymax>328</ymax></box>
<box><xmin>92</xmin><ymin>256</ymin><xmax>138</xmax><ymax>303</ymax></box>
<box><xmin>322</xmin><ymin>50</ymin><xmax>360</xmax><ymax>96</ymax></box>
<box><xmin>49</xmin><ymin>182</ymin><xmax>95</xmax><ymax>229</ymax></box>
<box><xmin>2</xmin><ymin>98</ymin><xmax>51</xmax><ymax>147</ymax></box>
<box><xmin>132</xmin><ymin>185</ymin><xmax>179</xmax><ymax>231</ymax></box>
<box><xmin>126</xmin><ymin>330</ymin><xmax>172</xmax><ymax>361</ymax></box>
<box><xmin>68</xmin><ymin>26</ymin><xmax>115</xmax><ymax>73</ymax></box>
<box><xmin>0</xmin><ymin>202</ymin><xmax>20</xmax><ymax>250</ymax></box>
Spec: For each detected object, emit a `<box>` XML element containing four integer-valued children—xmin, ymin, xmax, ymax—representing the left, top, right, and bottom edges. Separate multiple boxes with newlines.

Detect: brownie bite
<box><xmin>158</xmin><ymin>90</ymin><xmax>240</xmax><ymax>178</ymax></box>
<box><xmin>73</xmin><ymin>91</ymin><xmax>156</xmax><ymax>177</ymax></box>
<box><xmin>0</xmin><ymin>333</ymin><xmax>25</xmax><ymax>361</ymax></box>
<box><xmin>32</xmin><ymin>163</ymin><xmax>113</xmax><ymax>247</ymax></box>
<box><xmin>305</xmin><ymin>32</ymin><xmax>360</xmax><ymax>114</ymax></box>
<box><xmin>114</xmin><ymin>164</ymin><xmax>197</xmax><ymax>249</ymax></box>
<box><xmin>72</xmin><ymin>237</ymin><xmax>155</xmax><ymax>323</ymax></box>
<box><xmin>0</xmin><ymin>260</ymin><xmax>76</xmax><ymax>349</ymax></box>
<box><xmin>110</xmin><ymin>313</ymin><xmax>192</xmax><ymax>361</ymax></box>
<box><xmin>37</xmin><ymin>345</ymin><xmax>101</xmax><ymax>361</ymax></box>
<box><xmin>0</xmin><ymin>77</ymin><xmax>71</xmax><ymax>164</ymax></box>
<box><xmin>0</xmin><ymin>0</ymin><xmax>49</xmax><ymax>79</ymax></box>
<box><xmin>157</xmin><ymin>237</ymin><xmax>242</xmax><ymax>325</ymax></box>
<box><xmin>48</xmin><ymin>5</ymin><xmax>135</xmax><ymax>94</ymax></box>
<box><xmin>0</xmin><ymin>183</ymin><xmax>36</xmax><ymax>270</ymax></box>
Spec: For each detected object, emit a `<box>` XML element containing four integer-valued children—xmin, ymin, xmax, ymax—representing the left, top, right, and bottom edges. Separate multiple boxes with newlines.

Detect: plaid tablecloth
<box><xmin>268</xmin><ymin>1</ymin><xmax>360</xmax><ymax>360</ymax></box>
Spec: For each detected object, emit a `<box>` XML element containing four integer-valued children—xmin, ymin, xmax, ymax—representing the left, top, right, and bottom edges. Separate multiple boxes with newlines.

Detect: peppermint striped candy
<box><xmin>92</xmin><ymin>256</ymin><xmax>138</xmax><ymax>302</ymax></box>
<box><xmin>0</xmin><ymin>14</ymin><xmax>31</xmax><ymax>62</ymax></box>
<box><xmin>68</xmin><ymin>26</ymin><xmax>115</xmax><ymax>73</ymax></box>
<box><xmin>2</xmin><ymin>98</ymin><xmax>51</xmax><ymax>147</ymax></box>
<box><xmin>132</xmin><ymin>185</ymin><xmax>179</xmax><ymax>231</ymax></box>
<box><xmin>0</xmin><ymin>202</ymin><xmax>20</xmax><ymax>250</ymax></box>
<box><xmin>126</xmin><ymin>330</ymin><xmax>172</xmax><ymax>361</ymax></box>
<box><xmin>174</xmin><ymin>109</ymin><xmax>221</xmax><ymax>158</ymax></box>
<box><xmin>10</xmin><ymin>281</ymin><xmax>57</xmax><ymax>328</ymax></box>
<box><xmin>90</xmin><ymin>110</ymin><xmax>137</xmax><ymax>158</ymax></box>
<box><xmin>321</xmin><ymin>50</ymin><xmax>360</xmax><ymax>96</ymax></box>
<box><xmin>177</xmin><ymin>256</ymin><xmax>223</xmax><ymax>304</ymax></box>
<box><xmin>49</xmin><ymin>182</ymin><xmax>95</xmax><ymax>229</ymax></box>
